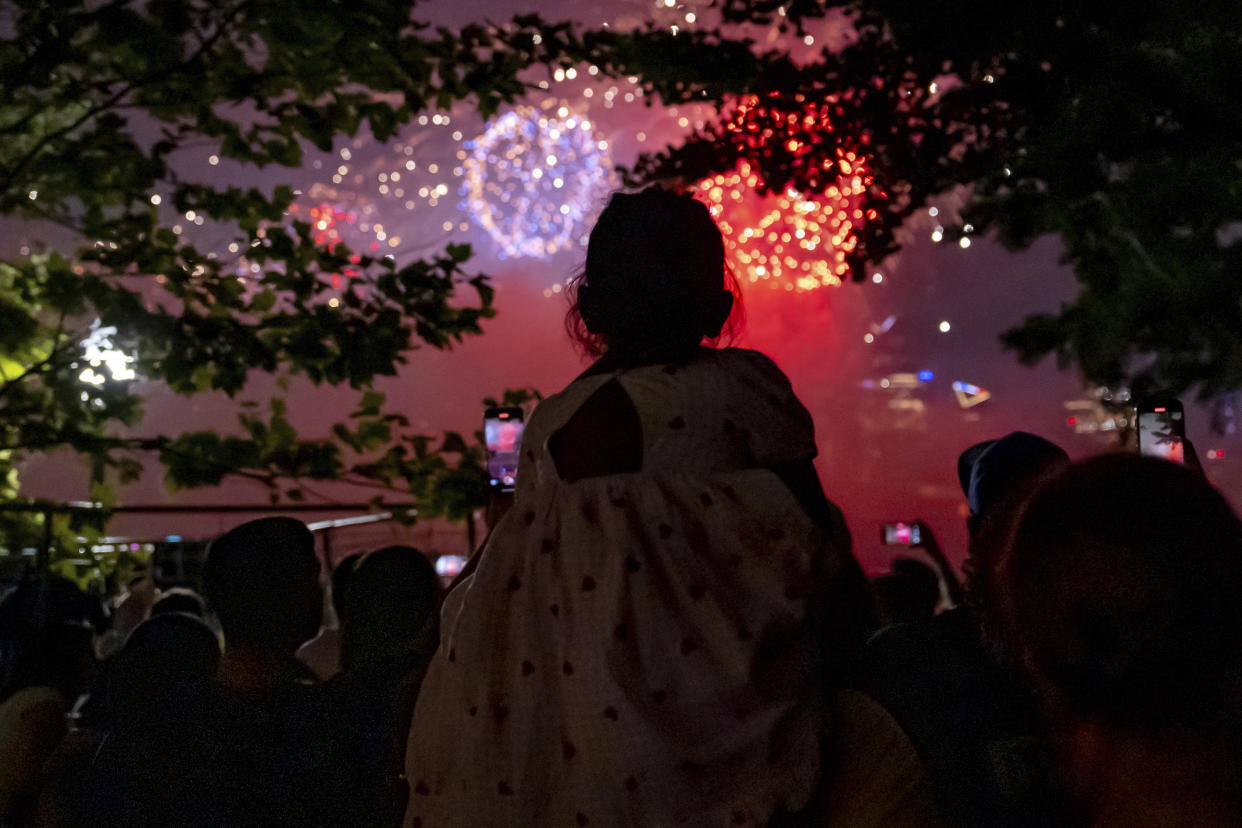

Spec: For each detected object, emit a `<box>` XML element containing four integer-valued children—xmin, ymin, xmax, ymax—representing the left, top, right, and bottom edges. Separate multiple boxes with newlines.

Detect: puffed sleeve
<box><xmin>725</xmin><ymin>349</ymin><xmax>818</xmax><ymax>467</ymax></box>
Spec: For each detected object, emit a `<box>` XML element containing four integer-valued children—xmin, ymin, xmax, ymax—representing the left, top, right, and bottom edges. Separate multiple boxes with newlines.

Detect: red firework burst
<box><xmin>696</xmin><ymin>95</ymin><xmax>881</xmax><ymax>291</ymax></box>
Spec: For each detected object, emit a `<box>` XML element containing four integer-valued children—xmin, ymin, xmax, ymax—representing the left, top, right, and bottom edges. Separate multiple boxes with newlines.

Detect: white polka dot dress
<box><xmin>405</xmin><ymin>349</ymin><xmax>855</xmax><ymax>827</ymax></box>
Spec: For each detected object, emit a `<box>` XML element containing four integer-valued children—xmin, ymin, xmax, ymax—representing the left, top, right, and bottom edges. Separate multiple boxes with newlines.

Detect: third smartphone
<box><xmin>882</xmin><ymin>522</ymin><xmax>922</xmax><ymax>546</ymax></box>
<box><xmin>1136</xmin><ymin>400</ymin><xmax>1186</xmax><ymax>463</ymax></box>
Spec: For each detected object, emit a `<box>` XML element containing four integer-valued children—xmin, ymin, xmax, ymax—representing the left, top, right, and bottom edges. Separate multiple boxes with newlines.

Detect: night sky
<box><xmin>9</xmin><ymin>0</ymin><xmax>1239</xmax><ymax>573</ymax></box>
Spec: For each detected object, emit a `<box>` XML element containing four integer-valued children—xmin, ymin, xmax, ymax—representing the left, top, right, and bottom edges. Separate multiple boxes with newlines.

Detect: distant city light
<box><xmin>78</xmin><ymin>320</ymin><xmax>137</xmax><ymax>385</ymax></box>
<box><xmin>436</xmin><ymin>555</ymin><xmax>468</xmax><ymax>578</ymax></box>
<box><xmin>953</xmin><ymin>381</ymin><xmax>991</xmax><ymax>408</ymax></box>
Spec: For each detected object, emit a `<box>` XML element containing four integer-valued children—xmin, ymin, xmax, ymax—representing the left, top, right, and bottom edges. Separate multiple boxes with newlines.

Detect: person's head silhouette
<box><xmin>102</xmin><ymin>612</ymin><xmax>220</xmax><ymax>723</ymax></box>
<box><xmin>997</xmin><ymin>454</ymin><xmax>1242</xmax><ymax>823</ymax></box>
<box><xmin>329</xmin><ymin>552</ymin><xmax>362</xmax><ymax>627</ymax></box>
<box><xmin>567</xmin><ymin>186</ymin><xmax>740</xmax><ymax>364</ymax></box>
<box><xmin>958</xmin><ymin>431</ymin><xmax>1070</xmax><ymax>541</ymax></box>
<box><xmin>872</xmin><ymin>556</ymin><xmax>941</xmax><ymax>626</ymax></box>
<box><xmin>150</xmin><ymin>588</ymin><xmax>207</xmax><ymax>619</ymax></box>
<box><xmin>202</xmin><ymin>517</ymin><xmax>321</xmax><ymax>657</ymax></box>
<box><xmin>0</xmin><ymin>575</ymin><xmax>95</xmax><ymax>703</ymax></box>
<box><xmin>956</xmin><ymin>431</ymin><xmax>1069</xmax><ymax>614</ymax></box>
<box><xmin>341</xmin><ymin>546</ymin><xmax>439</xmax><ymax>677</ymax></box>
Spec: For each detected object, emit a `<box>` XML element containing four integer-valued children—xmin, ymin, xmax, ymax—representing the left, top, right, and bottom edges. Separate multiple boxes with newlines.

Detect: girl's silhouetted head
<box><xmin>567</xmin><ymin>186</ymin><xmax>741</xmax><ymax>363</ymax></box>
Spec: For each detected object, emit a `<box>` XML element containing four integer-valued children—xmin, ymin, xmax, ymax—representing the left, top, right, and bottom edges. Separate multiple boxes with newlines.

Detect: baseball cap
<box><xmin>958</xmin><ymin>431</ymin><xmax>1070</xmax><ymax>517</ymax></box>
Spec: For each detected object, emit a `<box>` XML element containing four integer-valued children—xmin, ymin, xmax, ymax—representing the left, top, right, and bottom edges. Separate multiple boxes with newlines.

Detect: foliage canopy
<box><xmin>2</xmin><ymin>0</ymin><xmax>1239</xmax><ymax>557</ymax></box>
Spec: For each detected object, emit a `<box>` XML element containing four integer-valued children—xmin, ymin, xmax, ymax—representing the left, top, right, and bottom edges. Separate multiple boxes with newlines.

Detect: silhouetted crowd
<box><xmin>5</xmin><ymin>189</ymin><xmax>1242</xmax><ymax>826</ymax></box>
<box><xmin>5</xmin><ymin>437</ymin><xmax>1240</xmax><ymax>827</ymax></box>
<box><xmin>1</xmin><ymin>527</ymin><xmax>439</xmax><ymax>828</ymax></box>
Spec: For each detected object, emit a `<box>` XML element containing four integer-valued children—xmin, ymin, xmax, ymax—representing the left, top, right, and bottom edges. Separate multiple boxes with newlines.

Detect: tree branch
<box><xmin>0</xmin><ymin>0</ymin><xmax>254</xmax><ymax>199</ymax></box>
<box><xmin>0</xmin><ymin>83</ymin><xmax>137</xmax><ymax>199</ymax></box>
<box><xmin>0</xmin><ymin>322</ymin><xmax>82</xmax><ymax>402</ymax></box>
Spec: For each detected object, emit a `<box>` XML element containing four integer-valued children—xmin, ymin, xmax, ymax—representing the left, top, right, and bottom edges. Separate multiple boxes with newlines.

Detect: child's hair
<box><xmin>565</xmin><ymin>186</ymin><xmax>743</xmax><ymax>358</ymax></box>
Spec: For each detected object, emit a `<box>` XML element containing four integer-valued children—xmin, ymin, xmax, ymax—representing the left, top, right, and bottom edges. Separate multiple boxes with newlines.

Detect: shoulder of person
<box><xmin>3</xmin><ymin>685</ymin><xmax>65</xmax><ymax>718</ymax></box>
<box><xmin>710</xmin><ymin>347</ymin><xmax>793</xmax><ymax>382</ymax></box>
<box><xmin>524</xmin><ymin>383</ymin><xmax>576</xmax><ymax>433</ymax></box>
<box><xmin>862</xmin><ymin>609</ymin><xmax>982</xmax><ymax>678</ymax></box>
<box><xmin>0</xmin><ymin>686</ymin><xmax>67</xmax><ymax>760</ymax></box>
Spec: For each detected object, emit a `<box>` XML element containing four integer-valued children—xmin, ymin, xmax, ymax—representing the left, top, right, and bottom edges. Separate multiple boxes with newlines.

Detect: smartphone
<box><xmin>484</xmin><ymin>406</ymin><xmax>525</xmax><ymax>492</ymax></box>
<box><xmin>882</xmin><ymin>522</ymin><xmax>922</xmax><ymax>546</ymax></box>
<box><xmin>1136</xmin><ymin>400</ymin><xmax>1185</xmax><ymax>463</ymax></box>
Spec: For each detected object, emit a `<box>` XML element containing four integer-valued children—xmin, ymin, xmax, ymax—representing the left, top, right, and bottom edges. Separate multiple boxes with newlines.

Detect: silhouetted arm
<box><xmin>913</xmin><ymin>520</ymin><xmax>965</xmax><ymax>607</ymax></box>
<box><xmin>774</xmin><ymin>459</ymin><xmax>879</xmax><ymax>675</ymax></box>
